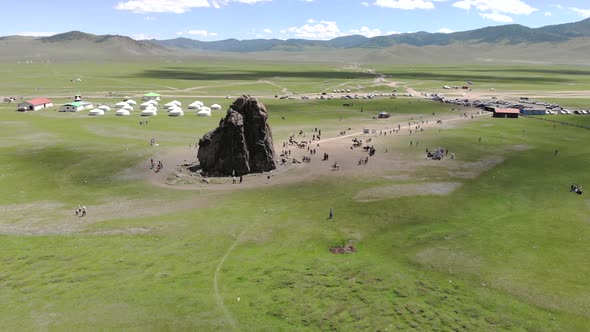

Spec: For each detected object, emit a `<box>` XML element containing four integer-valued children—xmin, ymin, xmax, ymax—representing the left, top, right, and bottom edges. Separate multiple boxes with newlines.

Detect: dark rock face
<box><xmin>197</xmin><ymin>96</ymin><xmax>276</xmax><ymax>176</ymax></box>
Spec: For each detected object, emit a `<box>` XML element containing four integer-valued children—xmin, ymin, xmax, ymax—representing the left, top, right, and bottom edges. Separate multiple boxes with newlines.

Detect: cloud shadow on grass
<box><xmin>378</xmin><ymin>70</ymin><xmax>574</xmax><ymax>84</ymax></box>
<box><xmin>130</xmin><ymin>67</ymin><xmax>375</xmax><ymax>81</ymax></box>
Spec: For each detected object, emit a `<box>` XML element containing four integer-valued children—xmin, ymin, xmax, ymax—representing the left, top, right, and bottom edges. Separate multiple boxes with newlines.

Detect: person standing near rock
<box><xmin>329</xmin><ymin>208</ymin><xmax>334</xmax><ymax>220</ymax></box>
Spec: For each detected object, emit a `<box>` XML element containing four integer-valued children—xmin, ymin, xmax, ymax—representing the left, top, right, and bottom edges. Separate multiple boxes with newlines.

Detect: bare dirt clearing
<box><xmin>444</xmin><ymin>156</ymin><xmax>505</xmax><ymax>179</ymax></box>
<box><xmin>0</xmin><ymin>196</ymin><xmax>212</xmax><ymax>236</ymax></box>
<box><xmin>137</xmin><ymin>107</ymin><xmax>531</xmax><ymax>216</ymax></box>
<box><xmin>148</xmin><ymin>111</ymin><xmax>494</xmax><ymax>192</ymax></box>
<box><xmin>355</xmin><ymin>182</ymin><xmax>462</xmax><ymax>202</ymax></box>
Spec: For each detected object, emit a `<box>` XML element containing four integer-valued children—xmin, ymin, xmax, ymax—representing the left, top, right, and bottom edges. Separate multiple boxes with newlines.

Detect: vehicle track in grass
<box><xmin>213</xmin><ymin>230</ymin><xmax>246</xmax><ymax>330</ymax></box>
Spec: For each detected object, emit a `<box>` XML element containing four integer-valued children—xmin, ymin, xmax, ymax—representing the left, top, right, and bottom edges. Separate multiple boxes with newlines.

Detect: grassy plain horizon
<box><xmin>1</xmin><ymin>59</ymin><xmax>589</xmax><ymax>330</ymax></box>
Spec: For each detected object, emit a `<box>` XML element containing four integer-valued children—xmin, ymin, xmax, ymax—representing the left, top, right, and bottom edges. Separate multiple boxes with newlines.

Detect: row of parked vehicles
<box><xmin>555</xmin><ymin>109</ymin><xmax>590</xmax><ymax>115</ymax></box>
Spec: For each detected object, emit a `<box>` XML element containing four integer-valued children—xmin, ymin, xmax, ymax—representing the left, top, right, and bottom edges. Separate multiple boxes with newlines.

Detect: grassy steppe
<box><xmin>1</xmin><ymin>61</ymin><xmax>589</xmax><ymax>330</ymax></box>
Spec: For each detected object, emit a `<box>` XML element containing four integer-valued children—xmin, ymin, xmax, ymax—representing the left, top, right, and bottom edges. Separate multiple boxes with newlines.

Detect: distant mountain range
<box><xmin>150</xmin><ymin>18</ymin><xmax>590</xmax><ymax>52</ymax></box>
<box><xmin>0</xmin><ymin>31</ymin><xmax>170</xmax><ymax>60</ymax></box>
<box><xmin>1</xmin><ymin>18</ymin><xmax>590</xmax><ymax>63</ymax></box>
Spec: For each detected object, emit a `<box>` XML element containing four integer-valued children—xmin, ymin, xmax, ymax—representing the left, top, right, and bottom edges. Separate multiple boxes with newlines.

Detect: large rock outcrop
<box><xmin>197</xmin><ymin>96</ymin><xmax>276</xmax><ymax>176</ymax></box>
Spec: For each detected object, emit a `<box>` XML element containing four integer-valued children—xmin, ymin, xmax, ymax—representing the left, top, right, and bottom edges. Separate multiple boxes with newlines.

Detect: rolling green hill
<box><xmin>152</xmin><ymin>18</ymin><xmax>590</xmax><ymax>51</ymax></box>
<box><xmin>2</xmin><ymin>18</ymin><xmax>590</xmax><ymax>65</ymax></box>
<box><xmin>0</xmin><ymin>31</ymin><xmax>171</xmax><ymax>61</ymax></box>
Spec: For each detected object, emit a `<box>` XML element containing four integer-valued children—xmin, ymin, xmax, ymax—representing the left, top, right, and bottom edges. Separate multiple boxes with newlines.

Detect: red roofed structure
<box><xmin>493</xmin><ymin>108</ymin><xmax>520</xmax><ymax>118</ymax></box>
<box><xmin>17</xmin><ymin>98</ymin><xmax>53</xmax><ymax>111</ymax></box>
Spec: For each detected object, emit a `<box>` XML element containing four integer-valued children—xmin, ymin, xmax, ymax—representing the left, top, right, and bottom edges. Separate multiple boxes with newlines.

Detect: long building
<box><xmin>493</xmin><ymin>108</ymin><xmax>520</xmax><ymax>118</ymax></box>
<box><xmin>17</xmin><ymin>98</ymin><xmax>53</xmax><ymax>111</ymax></box>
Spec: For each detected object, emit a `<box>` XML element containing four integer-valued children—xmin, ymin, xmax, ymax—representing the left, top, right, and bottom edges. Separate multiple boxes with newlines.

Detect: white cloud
<box><xmin>437</xmin><ymin>28</ymin><xmax>454</xmax><ymax>33</ymax></box>
<box><xmin>114</xmin><ymin>0</ymin><xmax>270</xmax><ymax>14</ymax></box>
<box><xmin>282</xmin><ymin>20</ymin><xmax>342</xmax><ymax>39</ymax></box>
<box><xmin>543</xmin><ymin>11</ymin><xmax>552</xmax><ymax>16</ymax></box>
<box><xmin>132</xmin><ymin>33</ymin><xmax>156</xmax><ymax>40</ymax></box>
<box><xmin>15</xmin><ymin>32</ymin><xmax>58</xmax><ymax>37</ymax></box>
<box><xmin>177</xmin><ymin>30</ymin><xmax>218</xmax><ymax>37</ymax></box>
<box><xmin>572</xmin><ymin>8</ymin><xmax>590</xmax><ymax>18</ymax></box>
<box><xmin>373</xmin><ymin>0</ymin><xmax>440</xmax><ymax>10</ymax></box>
<box><xmin>349</xmin><ymin>26</ymin><xmax>383</xmax><ymax>37</ymax></box>
<box><xmin>479</xmin><ymin>11</ymin><xmax>513</xmax><ymax>22</ymax></box>
<box><xmin>186</xmin><ymin>29</ymin><xmax>218</xmax><ymax>37</ymax></box>
<box><xmin>115</xmin><ymin>0</ymin><xmax>209</xmax><ymax>13</ymax></box>
<box><xmin>452</xmin><ymin>0</ymin><xmax>536</xmax><ymax>15</ymax></box>
<box><xmin>361</xmin><ymin>1</ymin><xmax>370</xmax><ymax>6</ymax></box>
<box><xmin>281</xmin><ymin>19</ymin><xmax>402</xmax><ymax>39</ymax></box>
<box><xmin>263</xmin><ymin>28</ymin><xmax>272</xmax><ymax>33</ymax></box>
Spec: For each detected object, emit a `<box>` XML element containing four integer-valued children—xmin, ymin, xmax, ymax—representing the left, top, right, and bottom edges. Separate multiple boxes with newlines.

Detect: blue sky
<box><xmin>4</xmin><ymin>0</ymin><xmax>590</xmax><ymax>40</ymax></box>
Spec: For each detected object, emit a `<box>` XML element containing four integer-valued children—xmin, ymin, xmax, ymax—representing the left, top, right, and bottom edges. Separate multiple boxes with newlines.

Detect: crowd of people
<box><xmin>570</xmin><ymin>184</ymin><xmax>583</xmax><ymax>195</ymax></box>
<box><xmin>150</xmin><ymin>158</ymin><xmax>164</xmax><ymax>172</ymax></box>
<box><xmin>74</xmin><ymin>205</ymin><xmax>87</xmax><ymax>217</ymax></box>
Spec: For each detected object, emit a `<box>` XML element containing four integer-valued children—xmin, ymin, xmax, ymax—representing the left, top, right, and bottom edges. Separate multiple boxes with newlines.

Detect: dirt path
<box><xmin>259</xmin><ymin>80</ymin><xmax>287</xmax><ymax>93</ymax></box>
<box><xmin>213</xmin><ymin>230</ymin><xmax>246</xmax><ymax>330</ymax></box>
<box><xmin>374</xmin><ymin>76</ymin><xmax>399</xmax><ymax>88</ymax></box>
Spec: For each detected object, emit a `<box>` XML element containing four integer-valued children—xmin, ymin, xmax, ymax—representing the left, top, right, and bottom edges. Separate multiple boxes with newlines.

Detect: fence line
<box><xmin>522</xmin><ymin>115</ymin><xmax>590</xmax><ymax>130</ymax></box>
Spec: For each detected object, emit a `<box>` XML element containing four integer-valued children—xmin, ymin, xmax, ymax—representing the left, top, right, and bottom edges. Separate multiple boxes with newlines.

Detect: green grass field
<box><xmin>1</xmin><ymin>60</ymin><xmax>589</xmax><ymax>330</ymax></box>
<box><xmin>371</xmin><ymin>65</ymin><xmax>590</xmax><ymax>92</ymax></box>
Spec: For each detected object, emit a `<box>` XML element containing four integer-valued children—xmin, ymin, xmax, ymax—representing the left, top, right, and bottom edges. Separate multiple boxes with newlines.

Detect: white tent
<box><xmin>88</xmin><ymin>109</ymin><xmax>105</xmax><ymax>116</ymax></box>
<box><xmin>164</xmin><ymin>100</ymin><xmax>181</xmax><ymax>109</ymax></box>
<box><xmin>197</xmin><ymin>109</ymin><xmax>211</xmax><ymax>117</ymax></box>
<box><xmin>125</xmin><ymin>99</ymin><xmax>137</xmax><ymax>105</ymax></box>
<box><xmin>122</xmin><ymin>104</ymin><xmax>134</xmax><ymax>111</ymax></box>
<box><xmin>98</xmin><ymin>105</ymin><xmax>111</xmax><ymax>111</ymax></box>
<box><xmin>141</xmin><ymin>109</ymin><xmax>157</xmax><ymax>117</ymax></box>
<box><xmin>168</xmin><ymin>109</ymin><xmax>184</xmax><ymax>117</ymax></box>
<box><xmin>140</xmin><ymin>102</ymin><xmax>153</xmax><ymax>109</ymax></box>
<box><xmin>115</xmin><ymin>109</ymin><xmax>131</xmax><ymax>116</ymax></box>
<box><xmin>166</xmin><ymin>105</ymin><xmax>181</xmax><ymax>112</ymax></box>
<box><xmin>115</xmin><ymin>101</ymin><xmax>129</xmax><ymax>109</ymax></box>
<box><xmin>211</xmin><ymin>104</ymin><xmax>222</xmax><ymax>111</ymax></box>
<box><xmin>147</xmin><ymin>100</ymin><xmax>158</xmax><ymax>106</ymax></box>
<box><xmin>188</xmin><ymin>101</ymin><xmax>204</xmax><ymax>109</ymax></box>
